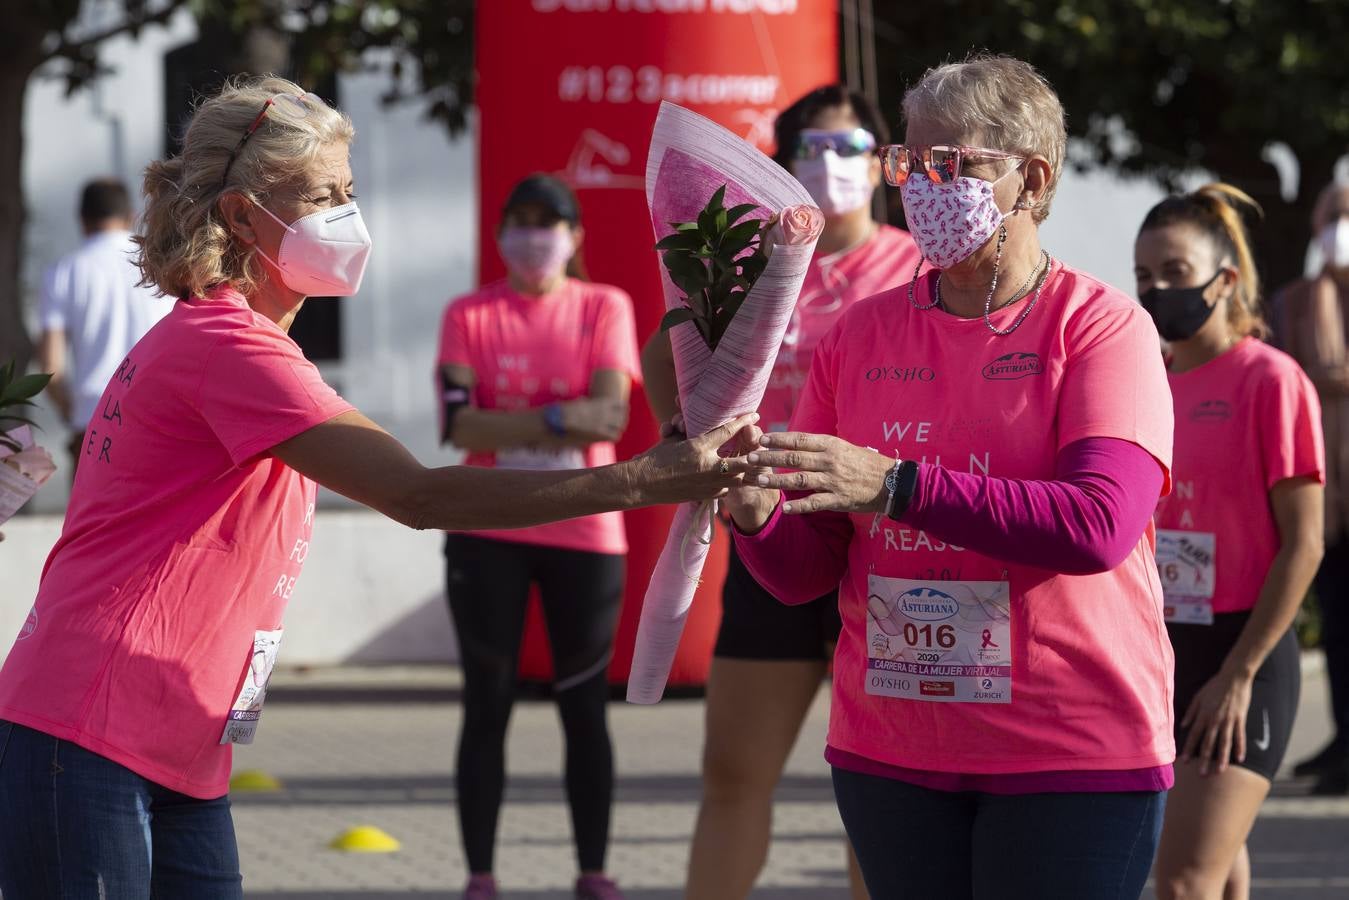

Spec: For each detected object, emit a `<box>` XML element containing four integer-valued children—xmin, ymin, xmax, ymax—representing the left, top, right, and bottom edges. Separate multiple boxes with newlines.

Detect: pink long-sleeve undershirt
<box><xmin>735</xmin><ymin>437</ymin><xmax>1164</xmax><ymax>605</ymax></box>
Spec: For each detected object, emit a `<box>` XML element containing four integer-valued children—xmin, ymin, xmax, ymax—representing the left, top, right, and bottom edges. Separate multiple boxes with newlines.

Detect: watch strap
<box><xmin>884</xmin><ymin>459</ymin><xmax>920</xmax><ymax>521</ymax></box>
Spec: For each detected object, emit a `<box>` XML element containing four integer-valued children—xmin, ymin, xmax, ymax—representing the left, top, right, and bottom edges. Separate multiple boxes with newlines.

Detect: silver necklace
<box><xmin>909</xmin><ymin>225</ymin><xmax>1052</xmax><ymax>336</ymax></box>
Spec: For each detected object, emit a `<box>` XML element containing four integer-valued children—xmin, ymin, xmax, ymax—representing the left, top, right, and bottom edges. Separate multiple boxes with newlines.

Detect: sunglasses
<box><xmin>879</xmin><ymin>144</ymin><xmax>1026</xmax><ymax>186</ymax></box>
<box><xmin>794</xmin><ymin>128</ymin><xmax>877</xmax><ymax>161</ymax></box>
<box><xmin>220</xmin><ymin>92</ymin><xmax>326</xmax><ymax>189</ymax></box>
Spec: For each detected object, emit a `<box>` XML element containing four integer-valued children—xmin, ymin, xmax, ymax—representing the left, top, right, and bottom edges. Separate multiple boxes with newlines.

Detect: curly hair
<box><xmin>136</xmin><ymin>75</ymin><xmax>355</xmax><ymax>299</ymax></box>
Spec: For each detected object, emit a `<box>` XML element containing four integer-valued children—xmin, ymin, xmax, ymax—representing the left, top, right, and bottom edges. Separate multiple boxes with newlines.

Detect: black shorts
<box><xmin>1169</xmin><ymin>611</ymin><xmax>1300</xmax><ymax>781</ymax></box>
<box><xmin>713</xmin><ymin>540</ymin><xmax>841</xmax><ymax>661</ymax></box>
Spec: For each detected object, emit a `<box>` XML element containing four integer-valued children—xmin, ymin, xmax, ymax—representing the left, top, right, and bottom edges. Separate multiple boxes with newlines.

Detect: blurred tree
<box><xmin>10</xmin><ymin>2</ymin><xmax>1344</xmax><ymax>369</ymax></box>
<box><xmin>1</xmin><ymin>0</ymin><xmax>471</xmax><ymax>371</ymax></box>
<box><xmin>867</xmin><ymin>0</ymin><xmax>1349</xmax><ymax>296</ymax></box>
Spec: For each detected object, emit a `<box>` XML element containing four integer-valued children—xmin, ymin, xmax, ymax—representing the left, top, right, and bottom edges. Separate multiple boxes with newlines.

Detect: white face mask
<box><xmin>253</xmin><ymin>201</ymin><xmax>372</xmax><ymax>296</ymax></box>
<box><xmin>1320</xmin><ymin>218</ymin><xmax>1349</xmax><ymax>270</ymax></box>
<box><xmin>794</xmin><ymin>151</ymin><xmax>873</xmax><ymax>217</ymax></box>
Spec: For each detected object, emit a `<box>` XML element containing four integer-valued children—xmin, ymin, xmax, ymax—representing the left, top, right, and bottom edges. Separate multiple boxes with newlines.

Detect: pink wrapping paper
<box><xmin>627</xmin><ymin>103</ymin><xmax>820</xmax><ymax>704</ymax></box>
<box><xmin>0</xmin><ymin>425</ymin><xmax>56</xmax><ymax>525</ymax></box>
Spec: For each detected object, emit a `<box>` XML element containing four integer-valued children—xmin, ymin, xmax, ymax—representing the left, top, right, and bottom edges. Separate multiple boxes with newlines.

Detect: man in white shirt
<box><xmin>36</xmin><ymin>179</ymin><xmax>171</xmax><ymax>476</ymax></box>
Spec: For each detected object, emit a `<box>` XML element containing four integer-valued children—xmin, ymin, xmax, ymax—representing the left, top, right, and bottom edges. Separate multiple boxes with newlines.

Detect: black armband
<box><xmin>439</xmin><ymin>370</ymin><xmax>474</xmax><ymax>443</ymax></box>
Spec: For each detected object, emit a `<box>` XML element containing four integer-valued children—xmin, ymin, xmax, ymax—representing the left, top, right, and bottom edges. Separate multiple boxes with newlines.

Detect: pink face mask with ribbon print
<box><xmin>900</xmin><ymin>167</ymin><xmax>1020</xmax><ymax>270</ymax></box>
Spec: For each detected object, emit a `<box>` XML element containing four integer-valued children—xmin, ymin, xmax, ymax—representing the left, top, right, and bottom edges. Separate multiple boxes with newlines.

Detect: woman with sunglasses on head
<box><xmin>1136</xmin><ymin>185</ymin><xmax>1324</xmax><ymax>900</ymax></box>
<box><xmin>642</xmin><ymin>83</ymin><xmax>919</xmax><ymax>900</ymax></box>
<box><xmin>436</xmin><ymin>173</ymin><xmax>641</xmax><ymax>900</ymax></box>
<box><xmin>0</xmin><ymin>76</ymin><xmax>753</xmax><ymax>899</ymax></box>
<box><xmin>720</xmin><ymin>56</ymin><xmax>1178</xmax><ymax>898</ymax></box>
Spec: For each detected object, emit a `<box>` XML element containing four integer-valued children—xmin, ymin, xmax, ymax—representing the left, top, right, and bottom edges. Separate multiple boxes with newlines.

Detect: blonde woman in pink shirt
<box><xmin>436</xmin><ymin>174</ymin><xmax>641</xmax><ymax>900</ymax></box>
<box><xmin>722</xmin><ymin>55</ymin><xmax>1176</xmax><ymax>898</ymax></box>
<box><xmin>0</xmin><ymin>76</ymin><xmax>752</xmax><ymax>899</ymax></box>
<box><xmin>1136</xmin><ymin>185</ymin><xmax>1324</xmax><ymax>900</ymax></box>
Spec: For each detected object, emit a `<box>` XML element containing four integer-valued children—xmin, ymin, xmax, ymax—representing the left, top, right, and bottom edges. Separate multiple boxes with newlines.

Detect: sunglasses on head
<box><xmin>879</xmin><ymin>144</ymin><xmax>1026</xmax><ymax>186</ymax></box>
<box><xmin>794</xmin><ymin>128</ymin><xmax>877</xmax><ymax>161</ymax></box>
<box><xmin>220</xmin><ymin>91</ymin><xmax>327</xmax><ymax>189</ymax></box>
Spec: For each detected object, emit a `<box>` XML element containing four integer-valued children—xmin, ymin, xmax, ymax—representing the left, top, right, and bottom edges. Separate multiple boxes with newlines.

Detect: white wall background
<box><xmin>4</xmin><ymin>9</ymin><xmax>1180</xmax><ymax>664</ymax></box>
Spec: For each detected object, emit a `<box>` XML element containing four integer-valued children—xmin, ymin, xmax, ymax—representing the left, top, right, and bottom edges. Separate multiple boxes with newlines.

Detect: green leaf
<box><xmin>659</xmin><ymin>307</ymin><xmax>699</xmax><ymax>333</ymax></box>
<box><xmin>654</xmin><ymin>230</ymin><xmax>706</xmax><ymax>252</ymax></box>
<box><xmin>673</xmin><ymin>221</ymin><xmax>701</xmax><ymax>233</ymax></box>
<box><xmin>0</xmin><ymin>413</ymin><xmax>39</xmax><ymax>432</ymax></box>
<box><xmin>708</xmin><ymin>184</ymin><xmax>727</xmax><ymax>211</ymax></box>
<box><xmin>697</xmin><ymin>205</ymin><xmax>719</xmax><ymax>240</ymax></box>
<box><xmin>663</xmin><ymin>249</ymin><xmax>711</xmax><ymax>299</ymax></box>
<box><xmin>1</xmin><ymin>373</ymin><xmax>51</xmax><ymax>404</ymax></box>
<box><xmin>725</xmin><ymin>203</ymin><xmax>760</xmax><ymax>225</ymax></box>
<box><xmin>721</xmin><ymin>218</ymin><xmax>764</xmax><ymax>250</ymax></box>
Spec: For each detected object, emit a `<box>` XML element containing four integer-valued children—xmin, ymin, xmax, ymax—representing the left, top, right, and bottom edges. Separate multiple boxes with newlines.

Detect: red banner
<box><xmin>475</xmin><ymin>0</ymin><xmax>838</xmax><ymax>685</ymax></box>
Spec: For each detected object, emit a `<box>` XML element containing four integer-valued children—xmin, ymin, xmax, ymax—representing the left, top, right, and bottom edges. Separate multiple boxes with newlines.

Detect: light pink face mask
<box><xmin>900</xmin><ymin>167</ymin><xmax>1020</xmax><ymax>269</ymax></box>
<box><xmin>498</xmin><ymin>226</ymin><xmax>574</xmax><ymax>284</ymax></box>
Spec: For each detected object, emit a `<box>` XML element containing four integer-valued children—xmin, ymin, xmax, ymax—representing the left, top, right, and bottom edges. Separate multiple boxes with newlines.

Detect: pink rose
<box><xmin>2</xmin><ymin>446</ymin><xmax>56</xmax><ymax>488</ymax></box>
<box><xmin>776</xmin><ymin>204</ymin><xmax>824</xmax><ymax>246</ymax></box>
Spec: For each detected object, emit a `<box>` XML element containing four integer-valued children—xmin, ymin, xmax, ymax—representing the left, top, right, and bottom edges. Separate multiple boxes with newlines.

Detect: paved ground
<box><xmin>234</xmin><ymin>657</ymin><xmax>1349</xmax><ymax>899</ymax></box>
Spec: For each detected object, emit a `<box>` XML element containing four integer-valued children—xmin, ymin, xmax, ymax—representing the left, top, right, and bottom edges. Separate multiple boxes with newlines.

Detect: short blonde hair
<box><xmin>902</xmin><ymin>54</ymin><xmax>1067</xmax><ymax>224</ymax></box>
<box><xmin>137</xmin><ymin>75</ymin><xmax>355</xmax><ymax>299</ymax></box>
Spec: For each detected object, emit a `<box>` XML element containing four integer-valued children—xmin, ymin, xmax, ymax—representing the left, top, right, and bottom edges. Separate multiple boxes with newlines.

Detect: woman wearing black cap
<box><xmin>435</xmin><ymin>174</ymin><xmax>641</xmax><ymax>900</ymax></box>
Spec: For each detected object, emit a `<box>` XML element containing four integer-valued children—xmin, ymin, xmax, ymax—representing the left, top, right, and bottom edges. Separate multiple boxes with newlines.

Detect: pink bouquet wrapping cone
<box><xmin>627</xmin><ymin>103</ymin><xmax>821</xmax><ymax>704</ymax></box>
<box><xmin>0</xmin><ymin>425</ymin><xmax>56</xmax><ymax>525</ymax></box>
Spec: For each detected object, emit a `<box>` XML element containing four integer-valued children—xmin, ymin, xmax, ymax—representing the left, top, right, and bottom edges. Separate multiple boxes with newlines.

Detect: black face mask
<box><xmin>1139</xmin><ymin>270</ymin><xmax>1223</xmax><ymax>342</ymax></box>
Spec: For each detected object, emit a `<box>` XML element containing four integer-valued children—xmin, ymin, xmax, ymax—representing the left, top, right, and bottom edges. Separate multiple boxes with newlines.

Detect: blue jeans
<box><xmin>0</xmin><ymin>720</ymin><xmax>242</xmax><ymax>899</ymax></box>
<box><xmin>833</xmin><ymin>767</ymin><xmax>1165</xmax><ymax>900</ymax></box>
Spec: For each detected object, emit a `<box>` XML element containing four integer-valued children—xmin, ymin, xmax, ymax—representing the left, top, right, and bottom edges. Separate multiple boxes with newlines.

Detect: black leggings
<box><xmin>1315</xmin><ymin>537</ymin><xmax>1349</xmax><ymax>751</ymax></box>
<box><xmin>444</xmin><ymin>534</ymin><xmax>625</xmax><ymax>874</ymax></box>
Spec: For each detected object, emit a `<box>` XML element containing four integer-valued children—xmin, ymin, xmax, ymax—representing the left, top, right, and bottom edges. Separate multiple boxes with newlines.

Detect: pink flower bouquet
<box><xmin>627</xmin><ymin>102</ymin><xmax>824</xmax><ymax>704</ymax></box>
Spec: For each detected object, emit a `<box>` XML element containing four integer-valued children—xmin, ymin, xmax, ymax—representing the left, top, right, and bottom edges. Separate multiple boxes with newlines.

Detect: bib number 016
<box><xmin>903</xmin><ymin>622</ymin><xmax>956</xmax><ymax>649</ymax></box>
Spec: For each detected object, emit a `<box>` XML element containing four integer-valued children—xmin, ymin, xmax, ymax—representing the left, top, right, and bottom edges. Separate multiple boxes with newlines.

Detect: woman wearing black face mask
<box><xmin>1135</xmin><ymin>183</ymin><xmax>1326</xmax><ymax>900</ymax></box>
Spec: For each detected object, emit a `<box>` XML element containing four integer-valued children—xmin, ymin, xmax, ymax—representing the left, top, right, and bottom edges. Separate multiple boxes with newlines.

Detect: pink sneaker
<box><xmin>463</xmin><ymin>874</ymin><xmax>497</xmax><ymax>900</ymax></box>
<box><xmin>575</xmin><ymin>874</ymin><xmax>625</xmax><ymax>900</ymax></box>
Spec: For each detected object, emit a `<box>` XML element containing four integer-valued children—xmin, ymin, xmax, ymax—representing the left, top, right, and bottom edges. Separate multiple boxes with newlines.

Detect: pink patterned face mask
<box><xmin>901</xmin><ymin>167</ymin><xmax>1020</xmax><ymax>269</ymax></box>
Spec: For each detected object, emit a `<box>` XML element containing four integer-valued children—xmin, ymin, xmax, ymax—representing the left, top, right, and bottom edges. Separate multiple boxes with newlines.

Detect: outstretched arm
<box><xmin>273</xmin><ymin>409</ymin><xmax>756</xmax><ymax>532</ymax></box>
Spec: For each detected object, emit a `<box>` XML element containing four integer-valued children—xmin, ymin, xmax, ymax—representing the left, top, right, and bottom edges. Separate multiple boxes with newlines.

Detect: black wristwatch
<box><xmin>884</xmin><ymin>459</ymin><xmax>920</xmax><ymax>521</ymax></box>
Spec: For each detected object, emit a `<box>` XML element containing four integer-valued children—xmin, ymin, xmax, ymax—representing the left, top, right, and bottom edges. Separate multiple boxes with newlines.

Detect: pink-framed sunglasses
<box><xmin>879</xmin><ymin>144</ymin><xmax>1026</xmax><ymax>186</ymax></box>
<box><xmin>220</xmin><ymin>91</ymin><xmax>325</xmax><ymax>188</ymax></box>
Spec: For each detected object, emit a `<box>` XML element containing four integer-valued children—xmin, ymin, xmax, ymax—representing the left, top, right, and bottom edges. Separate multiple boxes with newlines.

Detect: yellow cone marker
<box><xmin>229</xmin><ymin>770</ymin><xmax>282</xmax><ymax>792</ymax></box>
<box><xmin>329</xmin><ymin>825</ymin><xmax>401</xmax><ymax>853</ymax></box>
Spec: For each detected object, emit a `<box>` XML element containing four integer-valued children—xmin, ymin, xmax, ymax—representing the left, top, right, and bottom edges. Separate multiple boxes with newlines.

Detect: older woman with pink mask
<box><xmin>435</xmin><ymin>173</ymin><xmax>642</xmax><ymax>900</ymax></box>
<box><xmin>723</xmin><ymin>55</ymin><xmax>1176</xmax><ymax>899</ymax></box>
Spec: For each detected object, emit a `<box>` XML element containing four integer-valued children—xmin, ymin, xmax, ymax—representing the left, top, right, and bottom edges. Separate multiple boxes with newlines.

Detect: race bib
<box><xmin>220</xmin><ymin>629</ymin><xmax>283</xmax><ymax>745</ymax></box>
<box><xmin>1156</xmin><ymin>530</ymin><xmax>1216</xmax><ymax>625</ymax></box>
<box><xmin>496</xmin><ymin>446</ymin><xmax>586</xmax><ymax>471</ymax></box>
<box><xmin>865</xmin><ymin>576</ymin><xmax>1011</xmax><ymax>704</ymax></box>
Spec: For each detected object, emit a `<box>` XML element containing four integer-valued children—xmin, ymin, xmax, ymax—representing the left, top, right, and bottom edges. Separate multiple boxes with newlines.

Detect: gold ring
<box><xmin>719</xmin><ymin>458</ymin><xmax>731</xmax><ymax>474</ymax></box>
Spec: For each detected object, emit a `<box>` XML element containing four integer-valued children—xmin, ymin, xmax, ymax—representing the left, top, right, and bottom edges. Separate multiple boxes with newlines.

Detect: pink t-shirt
<box><xmin>760</xmin><ymin>224</ymin><xmax>922</xmax><ymax>432</ymax></box>
<box><xmin>0</xmin><ymin>286</ymin><xmax>353</xmax><ymax>799</ymax></box>
<box><xmin>437</xmin><ymin>278</ymin><xmax>641</xmax><ymax>554</ymax></box>
<box><xmin>792</xmin><ymin>261</ymin><xmax>1176</xmax><ymax>775</ymax></box>
<box><xmin>1156</xmin><ymin>337</ymin><xmax>1324</xmax><ymax>614</ymax></box>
